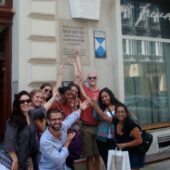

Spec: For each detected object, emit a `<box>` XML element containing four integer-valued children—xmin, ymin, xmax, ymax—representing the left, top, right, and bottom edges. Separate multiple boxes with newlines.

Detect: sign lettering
<box><xmin>121</xmin><ymin>3</ymin><xmax>170</xmax><ymax>27</ymax></box>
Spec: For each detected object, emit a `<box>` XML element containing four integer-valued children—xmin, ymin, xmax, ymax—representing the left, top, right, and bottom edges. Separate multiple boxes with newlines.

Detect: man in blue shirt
<box><xmin>39</xmin><ymin>101</ymin><xmax>88</xmax><ymax>170</ymax></box>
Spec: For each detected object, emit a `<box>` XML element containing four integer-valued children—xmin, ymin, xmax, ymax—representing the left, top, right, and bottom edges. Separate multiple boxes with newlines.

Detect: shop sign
<box><xmin>121</xmin><ymin>3</ymin><xmax>170</xmax><ymax>27</ymax></box>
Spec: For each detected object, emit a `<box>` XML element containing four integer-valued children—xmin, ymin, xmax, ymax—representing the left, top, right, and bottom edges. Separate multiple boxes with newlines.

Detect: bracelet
<box><xmin>80</xmin><ymin>107</ymin><xmax>83</xmax><ymax>112</ymax></box>
<box><xmin>77</xmin><ymin>104</ymin><xmax>83</xmax><ymax>112</ymax></box>
<box><xmin>77</xmin><ymin>107</ymin><xmax>83</xmax><ymax>112</ymax></box>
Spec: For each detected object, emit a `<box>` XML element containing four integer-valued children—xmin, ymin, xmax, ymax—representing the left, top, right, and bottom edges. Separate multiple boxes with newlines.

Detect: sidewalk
<box><xmin>142</xmin><ymin>160</ymin><xmax>170</xmax><ymax>170</ymax></box>
<box><xmin>1</xmin><ymin>139</ymin><xmax>169</xmax><ymax>170</ymax></box>
<box><xmin>74</xmin><ymin>158</ymin><xmax>170</xmax><ymax>170</ymax></box>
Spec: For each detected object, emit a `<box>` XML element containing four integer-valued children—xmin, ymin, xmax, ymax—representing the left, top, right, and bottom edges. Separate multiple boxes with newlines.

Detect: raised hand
<box><xmin>74</xmin><ymin>48</ymin><xmax>80</xmax><ymax>57</ymax></box>
<box><xmin>68</xmin><ymin>58</ymin><xmax>76</xmax><ymax>66</ymax></box>
<box><xmin>79</xmin><ymin>100</ymin><xmax>89</xmax><ymax>111</ymax></box>
<box><xmin>57</xmin><ymin>64</ymin><xmax>65</xmax><ymax>75</ymax></box>
<box><xmin>88</xmin><ymin>98</ymin><xmax>97</xmax><ymax>107</ymax></box>
<box><xmin>74</xmin><ymin>48</ymin><xmax>81</xmax><ymax>72</ymax></box>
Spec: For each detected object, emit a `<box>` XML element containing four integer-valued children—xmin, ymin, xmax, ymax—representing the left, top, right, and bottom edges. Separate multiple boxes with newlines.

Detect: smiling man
<box><xmin>80</xmin><ymin>72</ymin><xmax>102</xmax><ymax>170</ymax></box>
<box><xmin>69</xmin><ymin>50</ymin><xmax>102</xmax><ymax>170</ymax></box>
<box><xmin>39</xmin><ymin>101</ymin><xmax>88</xmax><ymax>170</ymax></box>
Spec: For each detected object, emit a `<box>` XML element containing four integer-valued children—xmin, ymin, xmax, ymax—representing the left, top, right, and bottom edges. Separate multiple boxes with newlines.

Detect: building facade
<box><xmin>1</xmin><ymin>0</ymin><xmax>170</xmax><ymax>154</ymax></box>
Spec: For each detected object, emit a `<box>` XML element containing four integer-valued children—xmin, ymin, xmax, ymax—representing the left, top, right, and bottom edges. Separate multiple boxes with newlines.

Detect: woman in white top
<box><xmin>95</xmin><ymin>87</ymin><xmax>121</xmax><ymax>167</ymax></box>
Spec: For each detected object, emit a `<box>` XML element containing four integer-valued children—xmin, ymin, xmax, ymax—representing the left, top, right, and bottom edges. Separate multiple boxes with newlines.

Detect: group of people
<box><xmin>3</xmin><ymin>50</ymin><xmax>145</xmax><ymax>170</ymax></box>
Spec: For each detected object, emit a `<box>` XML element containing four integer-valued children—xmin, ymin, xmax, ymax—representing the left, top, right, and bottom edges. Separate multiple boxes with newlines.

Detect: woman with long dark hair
<box><xmin>40</xmin><ymin>82</ymin><xmax>53</xmax><ymax>102</ymax></box>
<box><xmin>68</xmin><ymin>82</ymin><xmax>81</xmax><ymax>111</ymax></box>
<box><xmin>4</xmin><ymin>90</ymin><xmax>38</xmax><ymax>170</ymax></box>
<box><xmin>96</xmin><ymin>87</ymin><xmax>121</xmax><ymax>167</ymax></box>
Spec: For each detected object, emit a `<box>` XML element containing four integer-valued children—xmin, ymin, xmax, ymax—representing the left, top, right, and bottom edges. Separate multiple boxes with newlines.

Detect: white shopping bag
<box><xmin>107</xmin><ymin>149</ymin><xmax>131</xmax><ymax>170</ymax></box>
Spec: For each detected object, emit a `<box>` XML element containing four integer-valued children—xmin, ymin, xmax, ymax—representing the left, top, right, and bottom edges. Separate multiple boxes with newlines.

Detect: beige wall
<box><xmin>13</xmin><ymin>0</ymin><xmax>124</xmax><ymax>100</ymax></box>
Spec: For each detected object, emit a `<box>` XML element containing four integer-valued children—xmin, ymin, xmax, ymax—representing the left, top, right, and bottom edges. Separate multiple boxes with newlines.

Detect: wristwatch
<box><xmin>77</xmin><ymin>105</ymin><xmax>83</xmax><ymax>112</ymax></box>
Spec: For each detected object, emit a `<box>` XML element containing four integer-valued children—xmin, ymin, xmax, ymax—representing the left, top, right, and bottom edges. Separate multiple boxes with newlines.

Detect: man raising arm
<box><xmin>39</xmin><ymin>100</ymin><xmax>88</xmax><ymax>170</ymax></box>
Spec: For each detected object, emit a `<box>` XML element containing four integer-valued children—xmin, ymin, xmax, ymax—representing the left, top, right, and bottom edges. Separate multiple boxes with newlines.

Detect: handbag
<box><xmin>96</xmin><ymin>108</ymin><xmax>115</xmax><ymax>139</ymax></box>
<box><xmin>137</xmin><ymin>130</ymin><xmax>153</xmax><ymax>153</ymax></box>
<box><xmin>107</xmin><ymin>149</ymin><xmax>131</xmax><ymax>170</ymax></box>
<box><xmin>0</xmin><ymin>150</ymin><xmax>12</xmax><ymax>170</ymax></box>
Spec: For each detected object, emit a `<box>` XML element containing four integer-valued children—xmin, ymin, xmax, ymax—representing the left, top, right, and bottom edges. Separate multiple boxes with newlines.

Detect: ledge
<box><xmin>141</xmin><ymin>122</ymin><xmax>170</xmax><ymax>131</ymax></box>
<box><xmin>145</xmin><ymin>151</ymin><xmax>170</xmax><ymax>164</ymax></box>
<box><xmin>0</xmin><ymin>8</ymin><xmax>14</xmax><ymax>24</ymax></box>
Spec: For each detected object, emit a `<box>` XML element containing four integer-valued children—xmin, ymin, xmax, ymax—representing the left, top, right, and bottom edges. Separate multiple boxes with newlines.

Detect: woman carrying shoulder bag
<box><xmin>113</xmin><ymin>103</ymin><xmax>145</xmax><ymax>170</ymax></box>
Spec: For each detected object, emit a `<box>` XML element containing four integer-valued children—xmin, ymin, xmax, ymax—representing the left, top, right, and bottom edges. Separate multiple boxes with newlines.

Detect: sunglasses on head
<box><xmin>88</xmin><ymin>76</ymin><xmax>97</xmax><ymax>80</ymax></box>
<box><xmin>19</xmin><ymin>99</ymin><xmax>31</xmax><ymax>104</ymax></box>
<box><xmin>44</xmin><ymin>89</ymin><xmax>52</xmax><ymax>93</ymax></box>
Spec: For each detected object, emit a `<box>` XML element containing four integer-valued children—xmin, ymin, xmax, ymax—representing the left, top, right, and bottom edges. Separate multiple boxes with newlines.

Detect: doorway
<box><xmin>0</xmin><ymin>26</ymin><xmax>12</xmax><ymax>138</ymax></box>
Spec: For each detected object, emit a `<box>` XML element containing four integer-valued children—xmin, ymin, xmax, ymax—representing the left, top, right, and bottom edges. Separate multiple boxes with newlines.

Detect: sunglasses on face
<box><xmin>19</xmin><ymin>99</ymin><xmax>31</xmax><ymax>104</ymax></box>
<box><xmin>44</xmin><ymin>89</ymin><xmax>52</xmax><ymax>93</ymax></box>
<box><xmin>88</xmin><ymin>76</ymin><xmax>97</xmax><ymax>80</ymax></box>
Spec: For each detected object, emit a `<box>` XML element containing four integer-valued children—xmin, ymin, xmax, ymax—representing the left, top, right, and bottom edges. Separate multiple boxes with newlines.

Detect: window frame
<box><xmin>0</xmin><ymin>0</ymin><xmax>12</xmax><ymax>8</ymax></box>
<box><xmin>123</xmin><ymin>35</ymin><xmax>170</xmax><ymax>129</ymax></box>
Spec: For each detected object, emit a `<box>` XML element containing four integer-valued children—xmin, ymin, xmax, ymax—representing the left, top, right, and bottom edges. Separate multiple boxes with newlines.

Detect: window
<box><xmin>0</xmin><ymin>0</ymin><xmax>12</xmax><ymax>8</ymax></box>
<box><xmin>121</xmin><ymin>0</ymin><xmax>170</xmax><ymax>125</ymax></box>
<box><xmin>123</xmin><ymin>39</ymin><xmax>169</xmax><ymax>125</ymax></box>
